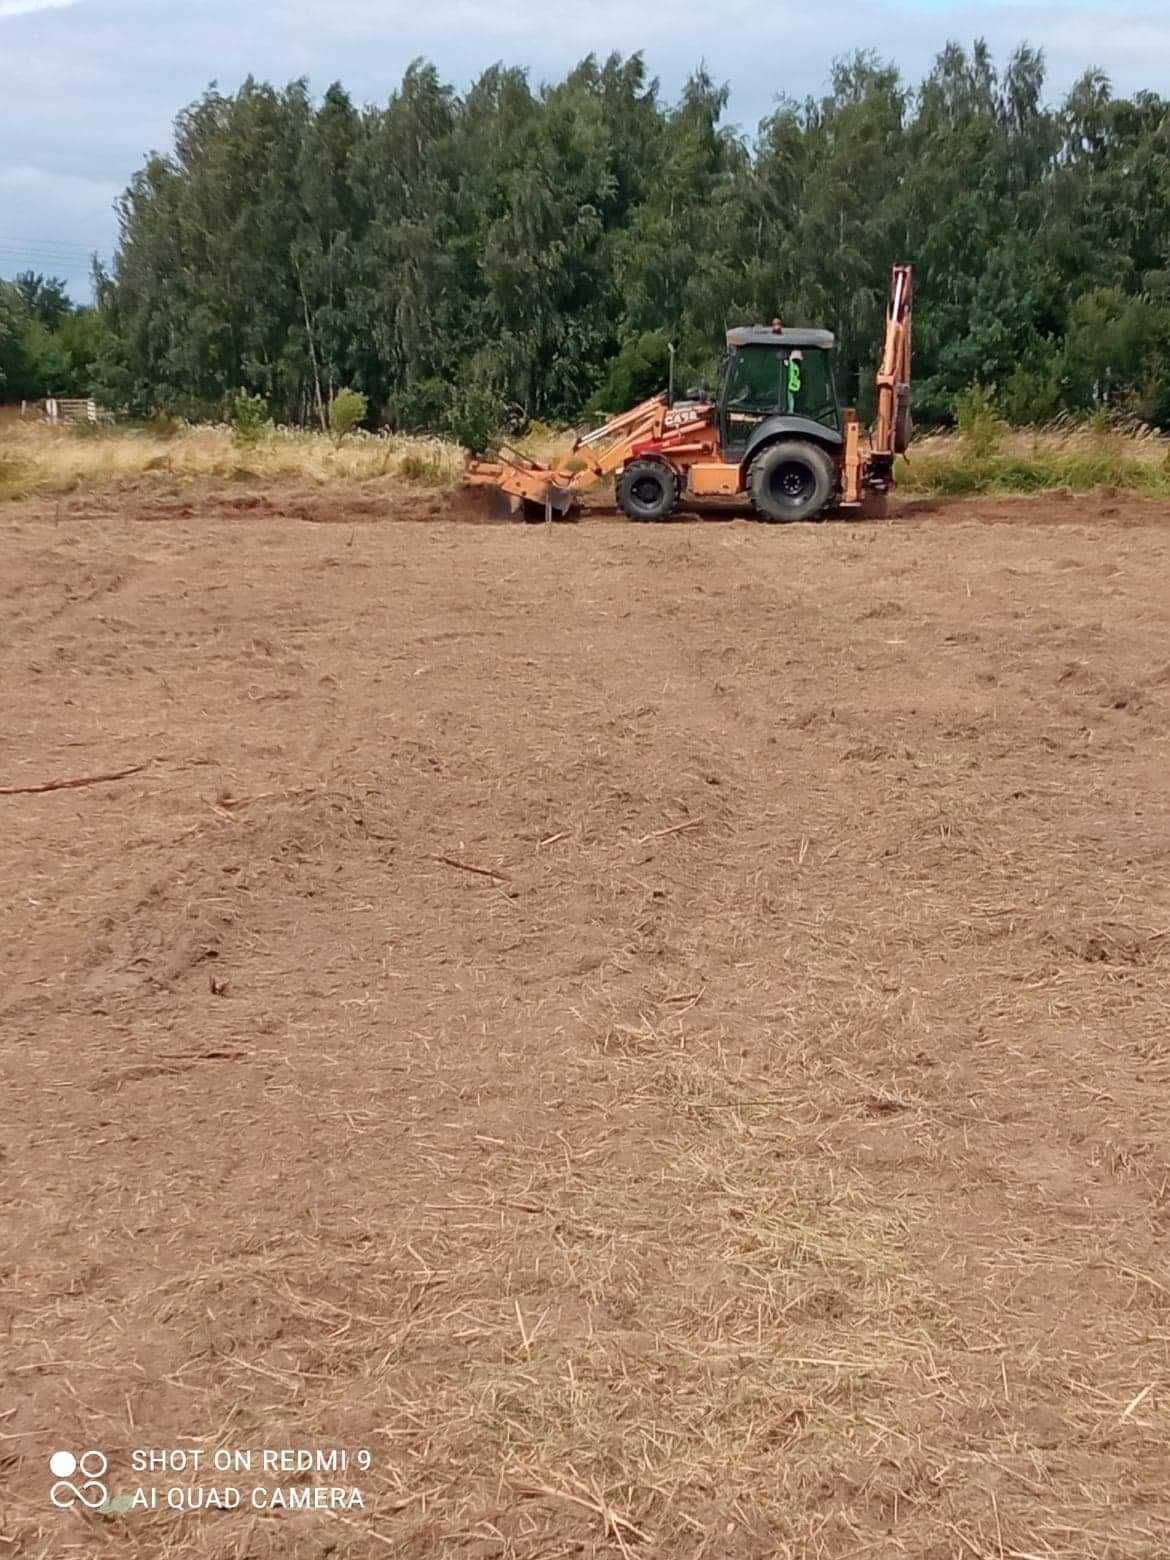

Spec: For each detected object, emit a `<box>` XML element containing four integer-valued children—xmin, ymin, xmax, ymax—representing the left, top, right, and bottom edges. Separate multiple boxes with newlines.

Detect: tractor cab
<box><xmin>716</xmin><ymin>324</ymin><xmax>840</xmax><ymax>461</ymax></box>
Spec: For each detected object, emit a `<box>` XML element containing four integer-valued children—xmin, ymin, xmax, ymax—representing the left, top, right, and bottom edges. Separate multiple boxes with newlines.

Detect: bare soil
<box><xmin>3</xmin><ymin>484</ymin><xmax>1170</xmax><ymax>1559</ymax></box>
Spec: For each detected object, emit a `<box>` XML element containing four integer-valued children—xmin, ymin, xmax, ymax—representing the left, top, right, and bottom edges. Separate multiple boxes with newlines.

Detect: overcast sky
<box><xmin>2</xmin><ymin>0</ymin><xmax>1168</xmax><ymax>300</ymax></box>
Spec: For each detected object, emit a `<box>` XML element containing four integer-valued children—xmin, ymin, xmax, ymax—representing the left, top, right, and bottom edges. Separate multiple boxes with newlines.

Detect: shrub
<box><xmin>954</xmin><ymin>385</ymin><xmax>1007</xmax><ymax>457</ymax></box>
<box><xmin>329</xmin><ymin>387</ymin><xmax>368</xmax><ymax>443</ymax></box>
<box><xmin>589</xmin><ymin>330</ymin><xmax>670</xmax><ymax>413</ymax></box>
<box><xmin>230</xmin><ymin>390</ymin><xmax>271</xmax><ymax>447</ymax></box>
<box><xmin>443</xmin><ymin>380</ymin><xmax>506</xmax><ymax>454</ymax></box>
<box><xmin>999</xmin><ymin>364</ymin><xmax>1063</xmax><ymax>427</ymax></box>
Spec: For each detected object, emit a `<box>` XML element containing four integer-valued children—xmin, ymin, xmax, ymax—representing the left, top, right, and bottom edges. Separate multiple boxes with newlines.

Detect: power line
<box><xmin>0</xmin><ymin>233</ymin><xmax>112</xmax><ymax>245</ymax></box>
<box><xmin>0</xmin><ymin>243</ymin><xmax>109</xmax><ymax>258</ymax></box>
<box><xmin>0</xmin><ymin>237</ymin><xmax>111</xmax><ymax>254</ymax></box>
<box><xmin>0</xmin><ymin>258</ymin><xmax>102</xmax><ymax>270</ymax></box>
<box><xmin>0</xmin><ymin>251</ymin><xmax>108</xmax><ymax>264</ymax></box>
<box><xmin>0</xmin><ymin>249</ymin><xmax>111</xmax><ymax>274</ymax></box>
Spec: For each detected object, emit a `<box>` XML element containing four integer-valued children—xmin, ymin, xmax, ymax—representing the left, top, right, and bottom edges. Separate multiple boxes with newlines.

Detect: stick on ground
<box><xmin>0</xmin><ymin>763</ymin><xmax>146</xmax><ymax>796</ymax></box>
<box><xmin>637</xmin><ymin>815</ymin><xmax>704</xmax><ymax>844</ymax></box>
<box><xmin>432</xmin><ymin>854</ymin><xmax>512</xmax><ymax>882</ymax></box>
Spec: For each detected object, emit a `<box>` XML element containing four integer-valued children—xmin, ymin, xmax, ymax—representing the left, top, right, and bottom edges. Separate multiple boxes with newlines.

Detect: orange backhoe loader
<box><xmin>463</xmin><ymin>264</ymin><xmax>912</xmax><ymax>523</ymax></box>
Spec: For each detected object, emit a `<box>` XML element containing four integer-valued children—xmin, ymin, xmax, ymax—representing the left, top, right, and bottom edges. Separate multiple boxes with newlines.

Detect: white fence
<box><xmin>21</xmin><ymin>397</ymin><xmax>100</xmax><ymax>425</ymax></box>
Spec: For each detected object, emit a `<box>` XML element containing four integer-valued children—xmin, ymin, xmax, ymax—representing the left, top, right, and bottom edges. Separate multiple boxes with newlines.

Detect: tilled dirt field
<box><xmin>3</xmin><ymin>487</ymin><xmax>1170</xmax><ymax>1559</ymax></box>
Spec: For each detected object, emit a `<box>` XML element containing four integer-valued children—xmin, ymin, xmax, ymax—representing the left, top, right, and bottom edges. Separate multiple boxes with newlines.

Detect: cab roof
<box><xmin>725</xmin><ymin>325</ymin><xmax>835</xmax><ymax>350</ymax></box>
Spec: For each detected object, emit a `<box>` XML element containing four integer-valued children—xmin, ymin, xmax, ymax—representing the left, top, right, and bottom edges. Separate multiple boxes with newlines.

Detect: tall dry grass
<box><xmin>5</xmin><ymin>410</ymin><xmax>1170</xmax><ymax>506</ymax></box>
<box><xmin>0</xmin><ymin>418</ymin><xmax>465</xmax><ymax>500</ymax></box>
<box><xmin>513</xmin><ymin>413</ymin><xmax>1170</xmax><ymax>499</ymax></box>
<box><xmin>897</xmin><ymin>417</ymin><xmax>1170</xmax><ymax>497</ymax></box>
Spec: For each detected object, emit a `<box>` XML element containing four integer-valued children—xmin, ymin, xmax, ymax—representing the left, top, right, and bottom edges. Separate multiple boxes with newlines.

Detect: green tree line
<box><xmin>0</xmin><ymin>272</ymin><xmax>108</xmax><ymax>402</ymax></box>
<box><xmin>7</xmin><ymin>42</ymin><xmax>1170</xmax><ymax>436</ymax></box>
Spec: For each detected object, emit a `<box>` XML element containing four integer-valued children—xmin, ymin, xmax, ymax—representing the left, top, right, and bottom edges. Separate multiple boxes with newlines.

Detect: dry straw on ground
<box><xmin>3</xmin><ymin>487</ymin><xmax>1170</xmax><ymax>1557</ymax></box>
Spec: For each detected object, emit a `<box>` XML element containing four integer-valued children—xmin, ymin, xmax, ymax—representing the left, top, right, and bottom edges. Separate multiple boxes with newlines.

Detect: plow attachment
<box><xmin>462</xmin><ymin>446</ymin><xmax>577</xmax><ymax>520</ymax></box>
<box><xmin>460</xmin><ymin>396</ymin><xmax>671</xmax><ymax>521</ymax></box>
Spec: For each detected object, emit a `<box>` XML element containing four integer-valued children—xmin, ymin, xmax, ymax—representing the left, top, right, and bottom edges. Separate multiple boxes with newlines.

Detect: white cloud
<box><xmin>0</xmin><ymin>0</ymin><xmax>78</xmax><ymax>17</ymax></box>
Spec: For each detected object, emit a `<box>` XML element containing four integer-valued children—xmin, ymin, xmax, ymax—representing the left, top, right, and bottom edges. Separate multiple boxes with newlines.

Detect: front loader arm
<box><xmin>565</xmin><ymin>394</ymin><xmax>668</xmax><ymax>488</ymax></box>
<box><xmin>463</xmin><ymin>395</ymin><xmax>669</xmax><ymax>513</ymax></box>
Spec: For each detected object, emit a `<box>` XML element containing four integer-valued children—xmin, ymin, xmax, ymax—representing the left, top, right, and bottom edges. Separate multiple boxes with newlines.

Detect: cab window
<box><xmin>790</xmin><ymin>348</ymin><xmax>838</xmax><ymax>429</ymax></box>
<box><xmin>723</xmin><ymin>345</ymin><xmax>838</xmax><ymax>428</ymax></box>
<box><xmin>724</xmin><ymin>347</ymin><xmax>780</xmax><ymax>413</ymax></box>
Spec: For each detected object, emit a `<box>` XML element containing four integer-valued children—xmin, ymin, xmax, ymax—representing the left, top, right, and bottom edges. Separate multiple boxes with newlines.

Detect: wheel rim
<box><xmin>632</xmin><ymin>476</ymin><xmax>663</xmax><ymax>508</ymax></box>
<box><xmin>770</xmin><ymin>462</ymin><xmax>815</xmax><ymax>507</ymax></box>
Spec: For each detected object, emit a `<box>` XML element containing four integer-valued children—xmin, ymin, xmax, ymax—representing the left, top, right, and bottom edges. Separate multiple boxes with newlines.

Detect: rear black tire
<box><xmin>749</xmin><ymin>440</ymin><xmax>836</xmax><ymax>523</ymax></box>
<box><xmin>617</xmin><ymin>460</ymin><xmax>679</xmax><ymax>522</ymax></box>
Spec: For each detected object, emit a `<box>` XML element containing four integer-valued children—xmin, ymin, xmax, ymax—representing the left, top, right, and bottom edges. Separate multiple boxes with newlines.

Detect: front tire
<box><xmin>617</xmin><ymin>460</ymin><xmax>679</xmax><ymax>522</ymax></box>
<box><xmin>749</xmin><ymin>440</ymin><xmax>836</xmax><ymax>522</ymax></box>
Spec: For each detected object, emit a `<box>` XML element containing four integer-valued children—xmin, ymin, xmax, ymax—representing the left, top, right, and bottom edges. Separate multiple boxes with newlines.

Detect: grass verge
<box><xmin>0</xmin><ymin>418</ymin><xmax>465</xmax><ymax>497</ymax></box>
<box><xmin>6</xmin><ymin>412</ymin><xmax>1170</xmax><ymax>506</ymax></box>
<box><xmin>897</xmin><ymin>420</ymin><xmax>1170</xmax><ymax>497</ymax></box>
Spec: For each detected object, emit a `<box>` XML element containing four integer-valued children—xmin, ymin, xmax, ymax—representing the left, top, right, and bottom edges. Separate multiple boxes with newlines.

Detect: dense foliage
<box><xmin>0</xmin><ymin>272</ymin><xmax>110</xmax><ymax>402</ymax></box>
<box><xmin>10</xmin><ymin>42</ymin><xmax>1170</xmax><ymax>433</ymax></box>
